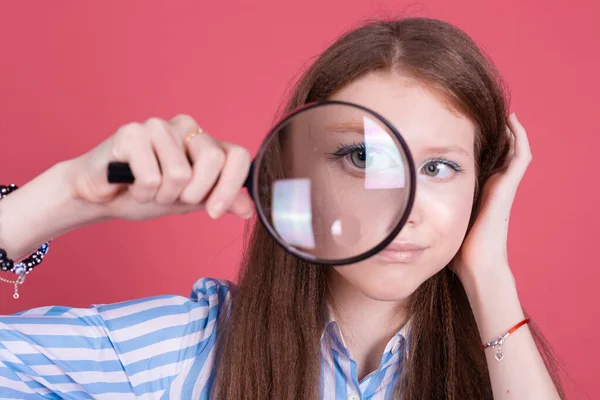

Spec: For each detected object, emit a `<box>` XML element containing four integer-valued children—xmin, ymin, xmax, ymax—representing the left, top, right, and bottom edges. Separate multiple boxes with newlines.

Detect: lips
<box><xmin>383</xmin><ymin>241</ymin><xmax>427</xmax><ymax>252</ymax></box>
<box><xmin>375</xmin><ymin>241</ymin><xmax>427</xmax><ymax>263</ymax></box>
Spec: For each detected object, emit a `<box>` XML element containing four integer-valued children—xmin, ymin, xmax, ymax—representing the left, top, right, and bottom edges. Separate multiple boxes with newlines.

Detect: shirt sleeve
<box><xmin>0</xmin><ymin>277</ymin><xmax>233</xmax><ymax>399</ymax></box>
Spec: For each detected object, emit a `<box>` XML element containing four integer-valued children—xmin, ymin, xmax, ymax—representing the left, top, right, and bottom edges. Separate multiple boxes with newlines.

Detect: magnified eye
<box><xmin>329</xmin><ymin>142</ymin><xmax>400</xmax><ymax>174</ymax></box>
<box><xmin>350</xmin><ymin>148</ymin><xmax>369</xmax><ymax>168</ymax></box>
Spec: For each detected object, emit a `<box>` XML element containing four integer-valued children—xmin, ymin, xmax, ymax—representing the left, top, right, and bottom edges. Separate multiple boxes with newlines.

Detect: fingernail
<box><xmin>208</xmin><ymin>201</ymin><xmax>224</xmax><ymax>219</ymax></box>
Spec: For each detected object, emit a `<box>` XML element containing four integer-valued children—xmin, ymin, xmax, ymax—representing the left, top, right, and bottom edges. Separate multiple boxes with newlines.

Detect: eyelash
<box><xmin>326</xmin><ymin>142</ymin><xmax>365</xmax><ymax>159</ymax></box>
<box><xmin>424</xmin><ymin>157</ymin><xmax>464</xmax><ymax>174</ymax></box>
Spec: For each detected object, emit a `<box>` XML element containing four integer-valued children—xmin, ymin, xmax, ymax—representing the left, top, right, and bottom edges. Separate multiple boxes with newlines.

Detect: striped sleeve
<box><xmin>0</xmin><ymin>277</ymin><xmax>233</xmax><ymax>399</ymax></box>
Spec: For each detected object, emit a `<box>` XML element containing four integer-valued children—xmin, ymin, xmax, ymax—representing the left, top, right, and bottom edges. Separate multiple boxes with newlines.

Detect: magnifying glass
<box><xmin>107</xmin><ymin>100</ymin><xmax>416</xmax><ymax>266</ymax></box>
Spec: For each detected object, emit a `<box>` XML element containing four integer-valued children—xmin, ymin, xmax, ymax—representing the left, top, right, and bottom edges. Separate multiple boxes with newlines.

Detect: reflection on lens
<box><xmin>271</xmin><ymin>178</ymin><xmax>315</xmax><ymax>249</ymax></box>
<box><xmin>331</xmin><ymin>219</ymin><xmax>342</xmax><ymax>236</ymax></box>
<box><xmin>364</xmin><ymin>116</ymin><xmax>406</xmax><ymax>190</ymax></box>
<box><xmin>255</xmin><ymin>102</ymin><xmax>414</xmax><ymax>264</ymax></box>
<box><xmin>330</xmin><ymin>216</ymin><xmax>362</xmax><ymax>247</ymax></box>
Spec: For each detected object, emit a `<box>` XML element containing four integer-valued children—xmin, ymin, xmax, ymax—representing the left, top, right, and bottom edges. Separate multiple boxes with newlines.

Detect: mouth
<box><xmin>374</xmin><ymin>241</ymin><xmax>427</xmax><ymax>263</ymax></box>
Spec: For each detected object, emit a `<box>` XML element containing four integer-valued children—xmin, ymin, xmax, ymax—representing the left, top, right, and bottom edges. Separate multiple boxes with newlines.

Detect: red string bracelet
<box><xmin>481</xmin><ymin>318</ymin><xmax>530</xmax><ymax>361</ymax></box>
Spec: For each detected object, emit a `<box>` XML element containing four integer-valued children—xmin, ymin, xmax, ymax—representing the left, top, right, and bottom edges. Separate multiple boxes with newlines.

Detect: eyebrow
<box><xmin>421</xmin><ymin>145</ymin><xmax>471</xmax><ymax>157</ymax></box>
<box><xmin>323</xmin><ymin>121</ymin><xmax>365</xmax><ymax>134</ymax></box>
<box><xmin>323</xmin><ymin>121</ymin><xmax>471</xmax><ymax>157</ymax></box>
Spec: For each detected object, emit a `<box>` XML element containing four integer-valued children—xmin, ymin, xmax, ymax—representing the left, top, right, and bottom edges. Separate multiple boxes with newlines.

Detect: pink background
<box><xmin>0</xmin><ymin>1</ymin><xmax>597</xmax><ymax>398</ymax></box>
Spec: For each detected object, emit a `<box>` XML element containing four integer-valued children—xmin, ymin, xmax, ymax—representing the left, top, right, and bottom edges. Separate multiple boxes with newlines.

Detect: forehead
<box><xmin>328</xmin><ymin>71</ymin><xmax>475</xmax><ymax>157</ymax></box>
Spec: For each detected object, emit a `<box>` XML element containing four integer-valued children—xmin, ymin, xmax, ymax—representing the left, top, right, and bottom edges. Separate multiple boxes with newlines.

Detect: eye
<box><xmin>350</xmin><ymin>147</ymin><xmax>396</xmax><ymax>170</ymax></box>
<box><xmin>329</xmin><ymin>142</ymin><xmax>401</xmax><ymax>173</ymax></box>
<box><xmin>350</xmin><ymin>148</ymin><xmax>370</xmax><ymax>169</ymax></box>
<box><xmin>420</xmin><ymin>159</ymin><xmax>463</xmax><ymax>179</ymax></box>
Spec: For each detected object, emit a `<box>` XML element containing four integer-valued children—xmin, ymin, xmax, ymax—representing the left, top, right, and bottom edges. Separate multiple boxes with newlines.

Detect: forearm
<box><xmin>461</xmin><ymin>267</ymin><xmax>560</xmax><ymax>399</ymax></box>
<box><xmin>0</xmin><ymin>161</ymin><xmax>109</xmax><ymax>259</ymax></box>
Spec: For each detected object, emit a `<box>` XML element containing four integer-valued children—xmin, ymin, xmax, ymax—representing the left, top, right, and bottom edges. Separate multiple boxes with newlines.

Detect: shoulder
<box><xmin>190</xmin><ymin>277</ymin><xmax>237</xmax><ymax>305</ymax></box>
<box><xmin>89</xmin><ymin>277</ymin><xmax>237</xmax><ymax>389</ymax></box>
<box><xmin>93</xmin><ymin>277</ymin><xmax>237</xmax><ymax>342</ymax></box>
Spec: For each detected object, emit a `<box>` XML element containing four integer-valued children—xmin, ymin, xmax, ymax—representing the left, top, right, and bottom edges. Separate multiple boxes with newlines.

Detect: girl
<box><xmin>0</xmin><ymin>18</ymin><xmax>564</xmax><ymax>399</ymax></box>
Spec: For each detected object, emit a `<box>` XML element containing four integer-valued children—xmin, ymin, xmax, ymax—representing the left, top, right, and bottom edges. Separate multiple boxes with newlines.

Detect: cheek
<box><xmin>425</xmin><ymin>180</ymin><xmax>475</xmax><ymax>254</ymax></box>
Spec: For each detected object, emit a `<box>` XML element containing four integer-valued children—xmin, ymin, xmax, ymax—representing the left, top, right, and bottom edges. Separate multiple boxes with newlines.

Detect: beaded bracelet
<box><xmin>0</xmin><ymin>184</ymin><xmax>51</xmax><ymax>299</ymax></box>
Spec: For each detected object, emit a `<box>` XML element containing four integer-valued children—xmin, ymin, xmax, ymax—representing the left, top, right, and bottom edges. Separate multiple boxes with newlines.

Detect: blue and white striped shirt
<box><xmin>0</xmin><ymin>277</ymin><xmax>408</xmax><ymax>399</ymax></box>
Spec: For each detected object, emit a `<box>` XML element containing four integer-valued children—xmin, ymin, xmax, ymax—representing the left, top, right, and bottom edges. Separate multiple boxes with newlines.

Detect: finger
<box><xmin>499</xmin><ymin>125</ymin><xmax>516</xmax><ymax>171</ymax></box>
<box><xmin>506</xmin><ymin>113</ymin><xmax>532</xmax><ymax>179</ymax></box>
<box><xmin>507</xmin><ymin>125</ymin><xmax>516</xmax><ymax>159</ymax></box>
<box><xmin>144</xmin><ymin>118</ymin><xmax>192</xmax><ymax>204</ymax></box>
<box><xmin>167</xmin><ymin>114</ymin><xmax>253</xmax><ymax>219</ymax></box>
<box><xmin>203</xmin><ymin>142</ymin><xmax>252</xmax><ymax>219</ymax></box>
<box><xmin>178</xmin><ymin>133</ymin><xmax>226</xmax><ymax>205</ymax></box>
<box><xmin>168</xmin><ymin>114</ymin><xmax>202</xmax><ymax>152</ymax></box>
<box><xmin>113</xmin><ymin>123</ymin><xmax>161</xmax><ymax>203</ymax></box>
<box><xmin>228</xmin><ymin>191</ymin><xmax>255</xmax><ymax>219</ymax></box>
<box><xmin>166</xmin><ymin>114</ymin><xmax>224</xmax><ymax>205</ymax></box>
<box><xmin>162</xmin><ymin>192</ymin><xmax>252</xmax><ymax>218</ymax></box>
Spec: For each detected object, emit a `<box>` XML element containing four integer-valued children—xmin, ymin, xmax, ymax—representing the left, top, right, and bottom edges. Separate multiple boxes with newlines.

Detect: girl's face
<box><xmin>321</xmin><ymin>71</ymin><xmax>477</xmax><ymax>301</ymax></box>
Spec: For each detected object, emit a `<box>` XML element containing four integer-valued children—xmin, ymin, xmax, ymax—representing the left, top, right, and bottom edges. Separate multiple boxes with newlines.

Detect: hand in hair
<box><xmin>451</xmin><ymin>112</ymin><xmax>532</xmax><ymax>281</ymax></box>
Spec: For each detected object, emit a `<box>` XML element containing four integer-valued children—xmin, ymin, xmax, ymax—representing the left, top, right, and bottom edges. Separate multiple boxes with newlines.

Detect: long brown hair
<box><xmin>212</xmin><ymin>17</ymin><xmax>566</xmax><ymax>399</ymax></box>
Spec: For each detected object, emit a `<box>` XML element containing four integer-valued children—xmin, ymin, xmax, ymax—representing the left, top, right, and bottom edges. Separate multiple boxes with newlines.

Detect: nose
<box><xmin>404</xmin><ymin>185</ymin><xmax>423</xmax><ymax>226</ymax></box>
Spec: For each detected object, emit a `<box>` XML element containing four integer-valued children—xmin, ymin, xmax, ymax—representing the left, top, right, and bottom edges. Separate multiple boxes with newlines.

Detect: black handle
<box><xmin>107</xmin><ymin>162</ymin><xmax>135</xmax><ymax>184</ymax></box>
<box><xmin>107</xmin><ymin>161</ymin><xmax>255</xmax><ymax>192</ymax></box>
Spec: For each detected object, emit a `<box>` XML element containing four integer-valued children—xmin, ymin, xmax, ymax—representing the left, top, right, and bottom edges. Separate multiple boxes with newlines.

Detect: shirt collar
<box><xmin>320</xmin><ymin>302</ymin><xmax>411</xmax><ymax>361</ymax></box>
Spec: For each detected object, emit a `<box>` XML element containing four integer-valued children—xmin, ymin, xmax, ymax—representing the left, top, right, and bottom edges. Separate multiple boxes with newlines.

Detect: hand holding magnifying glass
<box><xmin>107</xmin><ymin>101</ymin><xmax>416</xmax><ymax>266</ymax></box>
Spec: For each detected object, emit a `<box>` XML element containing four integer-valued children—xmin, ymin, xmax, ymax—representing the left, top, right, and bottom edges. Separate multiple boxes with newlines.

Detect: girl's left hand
<box><xmin>452</xmin><ymin>113</ymin><xmax>532</xmax><ymax>283</ymax></box>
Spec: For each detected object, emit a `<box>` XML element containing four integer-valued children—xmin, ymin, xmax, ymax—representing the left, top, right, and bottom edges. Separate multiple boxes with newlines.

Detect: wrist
<box><xmin>0</xmin><ymin>161</ymin><xmax>110</xmax><ymax>259</ymax></box>
<box><xmin>459</xmin><ymin>264</ymin><xmax>525</xmax><ymax>340</ymax></box>
<box><xmin>59</xmin><ymin>158</ymin><xmax>114</xmax><ymax>221</ymax></box>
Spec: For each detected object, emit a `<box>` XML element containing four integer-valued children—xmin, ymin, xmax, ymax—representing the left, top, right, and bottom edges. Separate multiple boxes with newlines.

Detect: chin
<box><xmin>330</xmin><ymin>256</ymin><xmax>447</xmax><ymax>303</ymax></box>
<box><xmin>351</xmin><ymin>263</ymin><xmax>427</xmax><ymax>301</ymax></box>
